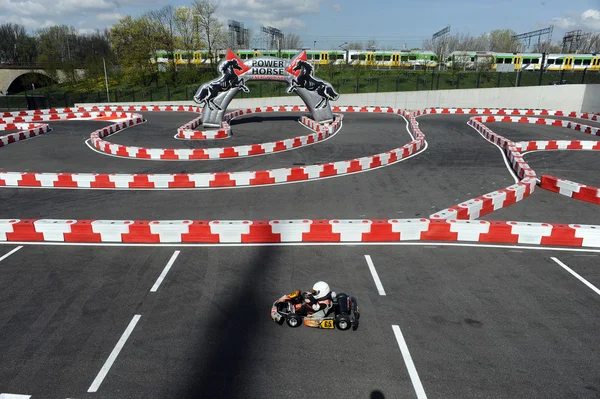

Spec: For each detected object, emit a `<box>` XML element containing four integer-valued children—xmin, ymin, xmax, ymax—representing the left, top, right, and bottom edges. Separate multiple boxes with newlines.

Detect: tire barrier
<box><xmin>0</xmin><ymin>218</ymin><xmax>598</xmax><ymax>247</ymax></box>
<box><xmin>91</xmin><ymin>106</ymin><xmax>343</xmax><ymax>160</ymax></box>
<box><xmin>540</xmin><ymin>175</ymin><xmax>600</xmax><ymax>205</ymax></box>
<box><xmin>1</xmin><ymin>123</ymin><xmax>51</xmax><ymax>148</ymax></box>
<box><xmin>0</xmin><ymin>106</ymin><xmax>421</xmax><ymax>189</ymax></box>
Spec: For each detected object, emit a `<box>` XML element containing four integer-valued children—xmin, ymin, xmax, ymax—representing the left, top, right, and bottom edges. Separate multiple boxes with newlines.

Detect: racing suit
<box><xmin>295</xmin><ymin>292</ymin><xmax>333</xmax><ymax>317</ymax></box>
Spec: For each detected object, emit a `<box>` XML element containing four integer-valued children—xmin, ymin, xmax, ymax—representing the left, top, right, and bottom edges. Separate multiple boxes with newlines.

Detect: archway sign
<box><xmin>193</xmin><ymin>49</ymin><xmax>339</xmax><ymax>128</ymax></box>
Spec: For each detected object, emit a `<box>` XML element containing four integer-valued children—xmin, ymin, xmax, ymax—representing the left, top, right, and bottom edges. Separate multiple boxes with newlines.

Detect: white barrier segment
<box><xmin>126</xmin><ymin>147</ymin><xmax>140</xmax><ymax>157</ymax></box>
<box><xmin>484</xmin><ymin>191</ymin><xmax>508</xmax><ymax>211</ymax></box>
<box><xmin>556</xmin><ymin>179</ymin><xmax>581</xmax><ymax>196</ymax></box>
<box><xmin>581</xmin><ymin>141</ymin><xmax>599</xmax><ymax>150</ymax></box>
<box><xmin>188</xmin><ymin>173</ymin><xmax>215</xmax><ymax>187</ymax></box>
<box><xmin>147</xmin><ymin>174</ymin><xmax>176</xmax><ymax>188</ymax></box>
<box><xmin>174</xmin><ymin>149</ymin><xmax>194</xmax><ymax>160</ymax></box>
<box><xmin>303</xmin><ymin>165</ymin><xmax>324</xmax><ymax>179</ymax></box>
<box><xmin>508</xmin><ymin>222</ymin><xmax>554</xmax><ymax>244</ymax></box>
<box><xmin>109</xmin><ymin>175</ymin><xmax>136</xmax><ymax>188</ymax></box>
<box><xmin>70</xmin><ymin>174</ymin><xmax>98</xmax><ymax>188</ymax></box>
<box><xmin>457</xmin><ymin>199</ymin><xmax>484</xmax><ymax>220</ymax></box>
<box><xmin>270</xmin><ymin>169</ymin><xmax>292</xmax><ymax>183</ymax></box>
<box><xmin>332</xmin><ymin>160</ymin><xmax>350</xmax><ymax>174</ymax></box>
<box><xmin>33</xmin><ymin>219</ymin><xmax>76</xmax><ymax>241</ymax></box>
<box><xmin>204</xmin><ymin>148</ymin><xmax>225</xmax><ymax>159</ymax></box>
<box><xmin>90</xmin><ymin>220</ymin><xmax>134</xmax><ymax>242</ymax></box>
<box><xmin>389</xmin><ymin>219</ymin><xmax>430</xmax><ymax>240</ymax></box>
<box><xmin>146</xmin><ymin>148</ymin><xmax>166</xmax><ymax>159</ymax></box>
<box><xmin>235</xmin><ymin>145</ymin><xmax>252</xmax><ymax>156</ymax></box>
<box><xmin>570</xmin><ymin>224</ymin><xmax>600</xmax><ymax>247</ymax></box>
<box><xmin>209</xmin><ymin>220</ymin><xmax>251</xmax><ymax>243</ymax></box>
<box><xmin>261</xmin><ymin>142</ymin><xmax>276</xmax><ymax>153</ymax></box>
<box><xmin>148</xmin><ymin>221</ymin><xmax>191</xmax><ymax>242</ymax></box>
<box><xmin>34</xmin><ymin>173</ymin><xmax>59</xmax><ymax>187</ymax></box>
<box><xmin>0</xmin><ymin>172</ymin><xmax>24</xmax><ymax>186</ymax></box>
<box><xmin>449</xmin><ymin>220</ymin><xmax>491</xmax><ymax>241</ymax></box>
<box><xmin>229</xmin><ymin>171</ymin><xmax>255</xmax><ymax>186</ymax></box>
<box><xmin>330</xmin><ymin>220</ymin><xmax>373</xmax><ymax>241</ymax></box>
<box><xmin>269</xmin><ymin>220</ymin><xmax>313</xmax><ymax>242</ymax></box>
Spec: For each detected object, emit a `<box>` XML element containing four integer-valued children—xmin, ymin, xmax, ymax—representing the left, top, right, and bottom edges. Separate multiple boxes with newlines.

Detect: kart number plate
<box><xmin>320</xmin><ymin>320</ymin><xmax>334</xmax><ymax>329</ymax></box>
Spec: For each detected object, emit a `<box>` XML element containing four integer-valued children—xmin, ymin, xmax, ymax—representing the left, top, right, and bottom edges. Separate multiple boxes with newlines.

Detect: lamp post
<box><xmin>103</xmin><ymin>58</ymin><xmax>110</xmax><ymax>103</ymax></box>
<box><xmin>313</xmin><ymin>41</ymin><xmax>316</xmax><ymax>50</ymax></box>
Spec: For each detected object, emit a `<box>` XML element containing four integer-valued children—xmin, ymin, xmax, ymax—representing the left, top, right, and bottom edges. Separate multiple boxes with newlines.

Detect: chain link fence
<box><xmin>2</xmin><ymin>69</ymin><xmax>599</xmax><ymax>111</ymax></box>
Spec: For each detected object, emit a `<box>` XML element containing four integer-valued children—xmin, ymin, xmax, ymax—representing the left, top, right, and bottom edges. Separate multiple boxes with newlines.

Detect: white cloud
<box><xmin>331</xmin><ymin>3</ymin><xmax>342</xmax><ymax>12</ymax></box>
<box><xmin>551</xmin><ymin>9</ymin><xmax>600</xmax><ymax>31</ymax></box>
<box><xmin>218</xmin><ymin>0</ymin><xmax>325</xmax><ymax>30</ymax></box>
<box><xmin>97</xmin><ymin>12</ymin><xmax>123</xmax><ymax>22</ymax></box>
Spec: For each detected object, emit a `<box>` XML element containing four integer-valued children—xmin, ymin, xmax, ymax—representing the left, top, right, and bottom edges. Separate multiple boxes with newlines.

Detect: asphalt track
<box><xmin>1</xmin><ymin>110</ymin><xmax>599</xmax><ymax>399</ymax></box>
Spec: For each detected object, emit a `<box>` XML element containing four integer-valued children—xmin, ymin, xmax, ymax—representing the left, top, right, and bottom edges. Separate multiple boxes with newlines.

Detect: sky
<box><xmin>0</xmin><ymin>0</ymin><xmax>599</xmax><ymax>49</ymax></box>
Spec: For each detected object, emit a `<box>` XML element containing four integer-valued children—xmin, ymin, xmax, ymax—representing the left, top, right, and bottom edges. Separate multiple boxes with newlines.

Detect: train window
<box><xmin>496</xmin><ymin>58</ymin><xmax>503</xmax><ymax>64</ymax></box>
<box><xmin>547</xmin><ymin>59</ymin><xmax>555</xmax><ymax>64</ymax></box>
<box><xmin>375</xmin><ymin>55</ymin><xmax>383</xmax><ymax>61</ymax></box>
<box><xmin>350</xmin><ymin>54</ymin><xmax>358</xmax><ymax>60</ymax></box>
<box><xmin>383</xmin><ymin>56</ymin><xmax>391</xmax><ymax>61</ymax></box>
<box><xmin>555</xmin><ymin>59</ymin><xmax>563</xmax><ymax>65</ymax></box>
<box><xmin>401</xmin><ymin>56</ymin><xmax>408</xmax><ymax>61</ymax></box>
<box><xmin>523</xmin><ymin>58</ymin><xmax>531</xmax><ymax>63</ymax></box>
<box><xmin>532</xmin><ymin>58</ymin><xmax>539</xmax><ymax>63</ymax></box>
<box><xmin>359</xmin><ymin>55</ymin><xmax>366</xmax><ymax>60</ymax></box>
<box><xmin>337</xmin><ymin>54</ymin><xmax>344</xmax><ymax>59</ymax></box>
<box><xmin>409</xmin><ymin>56</ymin><xmax>416</xmax><ymax>60</ymax></box>
<box><xmin>574</xmin><ymin>59</ymin><xmax>583</xmax><ymax>65</ymax></box>
<box><xmin>314</xmin><ymin>54</ymin><xmax>320</xmax><ymax>60</ymax></box>
<box><xmin>583</xmin><ymin>59</ymin><xmax>591</xmax><ymax>65</ymax></box>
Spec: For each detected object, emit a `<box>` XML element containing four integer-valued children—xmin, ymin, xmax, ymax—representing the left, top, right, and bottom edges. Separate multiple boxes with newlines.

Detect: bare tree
<box><xmin>365</xmin><ymin>39</ymin><xmax>377</xmax><ymax>50</ymax></box>
<box><xmin>148</xmin><ymin>5</ymin><xmax>177</xmax><ymax>68</ymax></box>
<box><xmin>532</xmin><ymin>40</ymin><xmax>562</xmax><ymax>53</ymax></box>
<box><xmin>174</xmin><ymin>6</ymin><xmax>197</xmax><ymax>65</ymax></box>
<box><xmin>579</xmin><ymin>33</ymin><xmax>600</xmax><ymax>53</ymax></box>
<box><xmin>346</xmin><ymin>42</ymin><xmax>363</xmax><ymax>50</ymax></box>
<box><xmin>191</xmin><ymin>0</ymin><xmax>224</xmax><ymax>64</ymax></box>
<box><xmin>282</xmin><ymin>33</ymin><xmax>302</xmax><ymax>49</ymax></box>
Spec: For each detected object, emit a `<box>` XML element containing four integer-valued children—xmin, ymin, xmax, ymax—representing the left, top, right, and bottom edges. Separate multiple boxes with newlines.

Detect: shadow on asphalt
<box><xmin>184</xmin><ymin>246</ymin><xmax>278</xmax><ymax>399</ymax></box>
<box><xmin>371</xmin><ymin>390</ymin><xmax>386</xmax><ymax>398</ymax></box>
<box><xmin>230</xmin><ymin>115</ymin><xmax>302</xmax><ymax>125</ymax></box>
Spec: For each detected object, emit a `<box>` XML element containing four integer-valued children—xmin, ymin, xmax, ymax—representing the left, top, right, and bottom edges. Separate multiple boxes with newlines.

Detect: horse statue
<box><xmin>194</xmin><ymin>59</ymin><xmax>250</xmax><ymax>110</ymax></box>
<box><xmin>286</xmin><ymin>60</ymin><xmax>339</xmax><ymax>109</ymax></box>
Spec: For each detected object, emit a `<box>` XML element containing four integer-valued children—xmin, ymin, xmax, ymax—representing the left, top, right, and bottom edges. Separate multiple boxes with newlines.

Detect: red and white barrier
<box><xmin>0</xmin><ymin>123</ymin><xmax>51</xmax><ymax>148</ymax></box>
<box><xmin>540</xmin><ymin>175</ymin><xmax>600</xmax><ymax>205</ymax></box>
<box><xmin>0</xmin><ymin>218</ymin><xmax>598</xmax><ymax>247</ymax></box>
<box><xmin>414</xmin><ymin>108</ymin><xmax>600</xmax><ymax>122</ymax></box>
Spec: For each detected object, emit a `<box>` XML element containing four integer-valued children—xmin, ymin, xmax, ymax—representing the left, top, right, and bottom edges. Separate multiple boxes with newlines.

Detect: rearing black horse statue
<box><xmin>286</xmin><ymin>60</ymin><xmax>339</xmax><ymax>109</ymax></box>
<box><xmin>194</xmin><ymin>59</ymin><xmax>250</xmax><ymax>110</ymax></box>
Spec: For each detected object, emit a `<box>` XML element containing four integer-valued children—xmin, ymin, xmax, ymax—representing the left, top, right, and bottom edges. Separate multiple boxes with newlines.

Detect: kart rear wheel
<box><xmin>335</xmin><ymin>314</ymin><xmax>351</xmax><ymax>331</ymax></box>
<box><xmin>286</xmin><ymin>314</ymin><xmax>302</xmax><ymax>328</ymax></box>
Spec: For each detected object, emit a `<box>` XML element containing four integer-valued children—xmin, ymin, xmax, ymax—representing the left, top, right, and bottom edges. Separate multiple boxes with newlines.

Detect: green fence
<box><xmin>2</xmin><ymin>69</ymin><xmax>600</xmax><ymax>111</ymax></box>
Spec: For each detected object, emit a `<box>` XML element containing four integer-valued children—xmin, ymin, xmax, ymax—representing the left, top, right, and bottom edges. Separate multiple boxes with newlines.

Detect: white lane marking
<box><xmin>550</xmin><ymin>257</ymin><xmax>600</xmax><ymax>296</ymax></box>
<box><xmin>392</xmin><ymin>325</ymin><xmax>428</xmax><ymax>399</ymax></box>
<box><xmin>88</xmin><ymin>314</ymin><xmax>141</xmax><ymax>393</ymax></box>
<box><xmin>150</xmin><ymin>250</ymin><xmax>180</xmax><ymax>292</ymax></box>
<box><xmin>465</xmin><ymin>122</ymin><xmax>519</xmax><ymax>183</ymax></box>
<box><xmin>0</xmin><ymin>394</ymin><xmax>32</xmax><ymax>399</ymax></box>
<box><xmin>364</xmin><ymin>255</ymin><xmax>386</xmax><ymax>295</ymax></box>
<box><xmin>1</xmin><ymin>241</ymin><xmax>600</xmax><ymax>253</ymax></box>
<box><xmin>0</xmin><ymin>246</ymin><xmax>23</xmax><ymax>262</ymax></box>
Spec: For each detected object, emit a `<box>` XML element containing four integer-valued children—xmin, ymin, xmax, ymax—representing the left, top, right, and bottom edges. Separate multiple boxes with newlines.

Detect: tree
<box><xmin>0</xmin><ymin>23</ymin><xmax>29</xmax><ymax>63</ymax></box>
<box><xmin>487</xmin><ymin>29</ymin><xmax>518</xmax><ymax>52</ymax></box>
<box><xmin>110</xmin><ymin>15</ymin><xmax>169</xmax><ymax>85</ymax></box>
<box><xmin>282</xmin><ymin>33</ymin><xmax>302</xmax><ymax>49</ymax></box>
<box><xmin>346</xmin><ymin>42</ymin><xmax>363</xmax><ymax>50</ymax></box>
<box><xmin>365</xmin><ymin>39</ymin><xmax>377</xmax><ymax>51</ymax></box>
<box><xmin>532</xmin><ymin>41</ymin><xmax>562</xmax><ymax>53</ymax></box>
<box><xmin>191</xmin><ymin>0</ymin><xmax>224</xmax><ymax>65</ymax></box>
<box><xmin>149</xmin><ymin>5</ymin><xmax>177</xmax><ymax>69</ymax></box>
<box><xmin>175</xmin><ymin>6</ymin><xmax>198</xmax><ymax>65</ymax></box>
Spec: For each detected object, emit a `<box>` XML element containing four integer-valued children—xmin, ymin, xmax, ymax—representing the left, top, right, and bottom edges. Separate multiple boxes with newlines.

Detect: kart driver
<box><xmin>296</xmin><ymin>281</ymin><xmax>333</xmax><ymax>317</ymax></box>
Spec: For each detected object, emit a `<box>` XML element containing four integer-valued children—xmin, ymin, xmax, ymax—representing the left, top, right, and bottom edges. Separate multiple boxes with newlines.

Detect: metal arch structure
<box><xmin>512</xmin><ymin>26</ymin><xmax>554</xmax><ymax>51</ymax></box>
<box><xmin>193</xmin><ymin>49</ymin><xmax>340</xmax><ymax>128</ymax></box>
<box><xmin>561</xmin><ymin>30</ymin><xmax>591</xmax><ymax>53</ymax></box>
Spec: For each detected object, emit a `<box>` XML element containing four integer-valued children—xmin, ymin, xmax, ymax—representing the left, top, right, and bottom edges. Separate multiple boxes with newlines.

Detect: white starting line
<box><xmin>365</xmin><ymin>254</ymin><xmax>386</xmax><ymax>295</ymax></box>
<box><xmin>150</xmin><ymin>250</ymin><xmax>181</xmax><ymax>292</ymax></box>
<box><xmin>0</xmin><ymin>246</ymin><xmax>23</xmax><ymax>263</ymax></box>
<box><xmin>87</xmin><ymin>314</ymin><xmax>141</xmax><ymax>393</ymax></box>
<box><xmin>550</xmin><ymin>257</ymin><xmax>600</xmax><ymax>296</ymax></box>
<box><xmin>392</xmin><ymin>325</ymin><xmax>428</xmax><ymax>399</ymax></box>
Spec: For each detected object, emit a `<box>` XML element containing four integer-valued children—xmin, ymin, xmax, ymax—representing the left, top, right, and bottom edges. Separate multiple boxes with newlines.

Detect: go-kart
<box><xmin>270</xmin><ymin>289</ymin><xmax>360</xmax><ymax>331</ymax></box>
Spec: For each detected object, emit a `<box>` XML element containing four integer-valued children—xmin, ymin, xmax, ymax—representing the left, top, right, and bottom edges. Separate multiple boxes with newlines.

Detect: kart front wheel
<box><xmin>286</xmin><ymin>314</ymin><xmax>302</xmax><ymax>328</ymax></box>
<box><xmin>335</xmin><ymin>314</ymin><xmax>351</xmax><ymax>331</ymax></box>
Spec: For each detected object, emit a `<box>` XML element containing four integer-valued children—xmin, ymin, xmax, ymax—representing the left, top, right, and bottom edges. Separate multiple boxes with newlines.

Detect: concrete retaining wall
<box><xmin>79</xmin><ymin>84</ymin><xmax>600</xmax><ymax>113</ymax></box>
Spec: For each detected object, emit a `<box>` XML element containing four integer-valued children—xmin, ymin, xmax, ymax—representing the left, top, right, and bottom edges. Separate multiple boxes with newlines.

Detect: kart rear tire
<box><xmin>335</xmin><ymin>314</ymin><xmax>351</xmax><ymax>331</ymax></box>
<box><xmin>286</xmin><ymin>314</ymin><xmax>302</xmax><ymax>328</ymax></box>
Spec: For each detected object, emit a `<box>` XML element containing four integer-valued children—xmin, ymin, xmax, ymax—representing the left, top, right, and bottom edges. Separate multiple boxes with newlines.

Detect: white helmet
<box><xmin>312</xmin><ymin>281</ymin><xmax>331</xmax><ymax>299</ymax></box>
